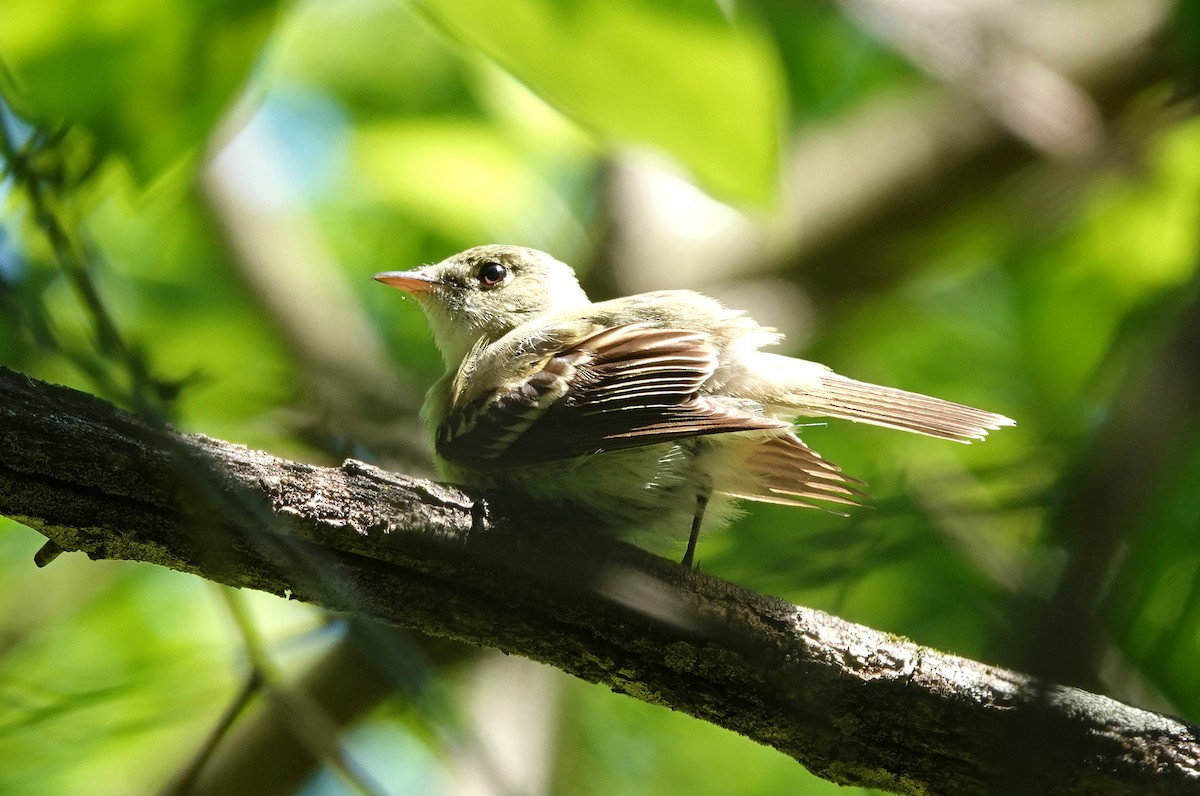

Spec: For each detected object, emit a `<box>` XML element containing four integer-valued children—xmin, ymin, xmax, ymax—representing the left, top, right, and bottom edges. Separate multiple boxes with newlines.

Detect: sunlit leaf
<box><xmin>417</xmin><ymin>0</ymin><xmax>784</xmax><ymax>204</ymax></box>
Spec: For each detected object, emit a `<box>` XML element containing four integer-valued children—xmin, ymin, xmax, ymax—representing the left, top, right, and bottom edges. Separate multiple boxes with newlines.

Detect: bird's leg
<box><xmin>470</xmin><ymin>496</ymin><xmax>489</xmax><ymax>537</ymax></box>
<box><xmin>681</xmin><ymin>486</ymin><xmax>711</xmax><ymax>569</ymax></box>
<box><xmin>34</xmin><ymin>540</ymin><xmax>63</xmax><ymax>567</ymax></box>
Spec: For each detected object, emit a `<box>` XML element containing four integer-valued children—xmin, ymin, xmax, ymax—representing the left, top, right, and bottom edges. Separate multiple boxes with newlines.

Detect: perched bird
<box><xmin>375</xmin><ymin>245</ymin><xmax>1013</xmax><ymax>566</ymax></box>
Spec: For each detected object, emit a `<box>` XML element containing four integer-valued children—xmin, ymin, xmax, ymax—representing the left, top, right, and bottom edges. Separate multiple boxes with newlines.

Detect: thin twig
<box><xmin>218</xmin><ymin>589</ymin><xmax>389</xmax><ymax>796</ymax></box>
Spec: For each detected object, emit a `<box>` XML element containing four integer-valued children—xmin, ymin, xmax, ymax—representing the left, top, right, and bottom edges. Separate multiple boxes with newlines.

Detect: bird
<box><xmin>375</xmin><ymin>245</ymin><xmax>1014</xmax><ymax>567</ymax></box>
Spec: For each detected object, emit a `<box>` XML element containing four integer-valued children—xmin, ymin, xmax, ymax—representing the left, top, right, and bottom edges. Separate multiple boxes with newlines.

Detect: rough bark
<box><xmin>1</xmin><ymin>366</ymin><xmax>1198</xmax><ymax>795</ymax></box>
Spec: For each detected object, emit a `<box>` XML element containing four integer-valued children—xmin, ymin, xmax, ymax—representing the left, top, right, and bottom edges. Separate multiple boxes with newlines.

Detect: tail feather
<box><xmin>782</xmin><ymin>371</ymin><xmax>1015</xmax><ymax>444</ymax></box>
<box><xmin>711</xmin><ymin>354</ymin><xmax>1013</xmax><ymax>516</ymax></box>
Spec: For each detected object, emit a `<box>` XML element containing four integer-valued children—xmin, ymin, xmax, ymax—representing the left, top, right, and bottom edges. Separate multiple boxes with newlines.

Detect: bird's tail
<box><xmin>743</xmin><ymin>353</ymin><xmax>1015</xmax><ymax>443</ymax></box>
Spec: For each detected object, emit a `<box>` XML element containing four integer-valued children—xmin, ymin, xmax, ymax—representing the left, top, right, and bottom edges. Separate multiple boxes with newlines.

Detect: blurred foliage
<box><xmin>0</xmin><ymin>0</ymin><xmax>280</xmax><ymax>179</ymax></box>
<box><xmin>2</xmin><ymin>0</ymin><xmax>1199</xmax><ymax>794</ymax></box>
<box><xmin>416</xmin><ymin>0</ymin><xmax>784</xmax><ymax>203</ymax></box>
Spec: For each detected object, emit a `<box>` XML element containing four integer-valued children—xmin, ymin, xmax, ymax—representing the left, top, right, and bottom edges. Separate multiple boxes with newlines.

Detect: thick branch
<box><xmin>1</xmin><ymin>366</ymin><xmax>1197</xmax><ymax>795</ymax></box>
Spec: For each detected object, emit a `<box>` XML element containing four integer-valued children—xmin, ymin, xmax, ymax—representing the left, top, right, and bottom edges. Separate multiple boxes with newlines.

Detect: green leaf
<box><xmin>0</xmin><ymin>0</ymin><xmax>280</xmax><ymax>180</ymax></box>
<box><xmin>351</xmin><ymin>119</ymin><xmax>558</xmax><ymax>241</ymax></box>
<box><xmin>417</xmin><ymin>0</ymin><xmax>784</xmax><ymax>204</ymax></box>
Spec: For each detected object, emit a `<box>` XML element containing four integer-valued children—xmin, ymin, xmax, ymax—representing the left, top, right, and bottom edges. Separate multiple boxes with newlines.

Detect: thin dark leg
<box><xmin>681</xmin><ymin>489</ymin><xmax>710</xmax><ymax>569</ymax></box>
<box><xmin>470</xmin><ymin>497</ymin><xmax>489</xmax><ymax>536</ymax></box>
<box><xmin>34</xmin><ymin>540</ymin><xmax>63</xmax><ymax>567</ymax></box>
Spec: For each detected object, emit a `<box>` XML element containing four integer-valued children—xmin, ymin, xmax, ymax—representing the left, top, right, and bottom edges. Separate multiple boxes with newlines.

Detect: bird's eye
<box><xmin>477</xmin><ymin>262</ymin><xmax>508</xmax><ymax>287</ymax></box>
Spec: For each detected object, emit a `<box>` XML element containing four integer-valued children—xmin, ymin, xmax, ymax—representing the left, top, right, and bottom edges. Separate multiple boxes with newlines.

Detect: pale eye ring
<box><xmin>477</xmin><ymin>262</ymin><xmax>507</xmax><ymax>287</ymax></box>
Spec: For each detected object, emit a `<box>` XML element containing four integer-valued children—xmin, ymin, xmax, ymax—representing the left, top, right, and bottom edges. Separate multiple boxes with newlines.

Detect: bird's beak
<box><xmin>373</xmin><ymin>270</ymin><xmax>440</xmax><ymax>294</ymax></box>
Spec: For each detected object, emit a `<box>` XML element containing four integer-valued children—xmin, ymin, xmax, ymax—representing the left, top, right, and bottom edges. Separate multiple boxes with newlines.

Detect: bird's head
<box><xmin>375</xmin><ymin>245</ymin><xmax>591</xmax><ymax>365</ymax></box>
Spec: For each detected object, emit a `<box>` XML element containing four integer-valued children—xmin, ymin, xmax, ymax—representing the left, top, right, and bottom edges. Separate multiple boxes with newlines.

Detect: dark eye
<box><xmin>477</xmin><ymin>262</ymin><xmax>508</xmax><ymax>287</ymax></box>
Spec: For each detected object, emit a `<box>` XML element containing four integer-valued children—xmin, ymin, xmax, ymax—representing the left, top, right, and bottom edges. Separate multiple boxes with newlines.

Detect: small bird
<box><xmin>375</xmin><ymin>245</ymin><xmax>1013</xmax><ymax>567</ymax></box>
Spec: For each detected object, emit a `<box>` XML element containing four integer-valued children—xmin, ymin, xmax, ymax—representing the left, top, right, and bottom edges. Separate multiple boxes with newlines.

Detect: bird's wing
<box><xmin>437</xmin><ymin>322</ymin><xmax>787</xmax><ymax>471</ymax></box>
<box><xmin>720</xmin><ymin>432</ymin><xmax>865</xmax><ymax>511</ymax></box>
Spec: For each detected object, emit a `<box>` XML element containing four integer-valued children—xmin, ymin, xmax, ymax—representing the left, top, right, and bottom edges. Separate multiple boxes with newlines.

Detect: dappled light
<box><xmin>2</xmin><ymin>0</ymin><xmax>1199</xmax><ymax>793</ymax></box>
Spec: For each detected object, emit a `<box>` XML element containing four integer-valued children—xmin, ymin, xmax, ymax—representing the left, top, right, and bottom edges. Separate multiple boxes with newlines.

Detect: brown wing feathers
<box><xmin>437</xmin><ymin>324</ymin><xmax>785</xmax><ymax>470</ymax></box>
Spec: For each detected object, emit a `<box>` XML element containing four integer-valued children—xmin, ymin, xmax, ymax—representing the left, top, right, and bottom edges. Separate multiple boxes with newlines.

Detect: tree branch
<box><xmin>1</xmin><ymin>366</ymin><xmax>1197</xmax><ymax>795</ymax></box>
